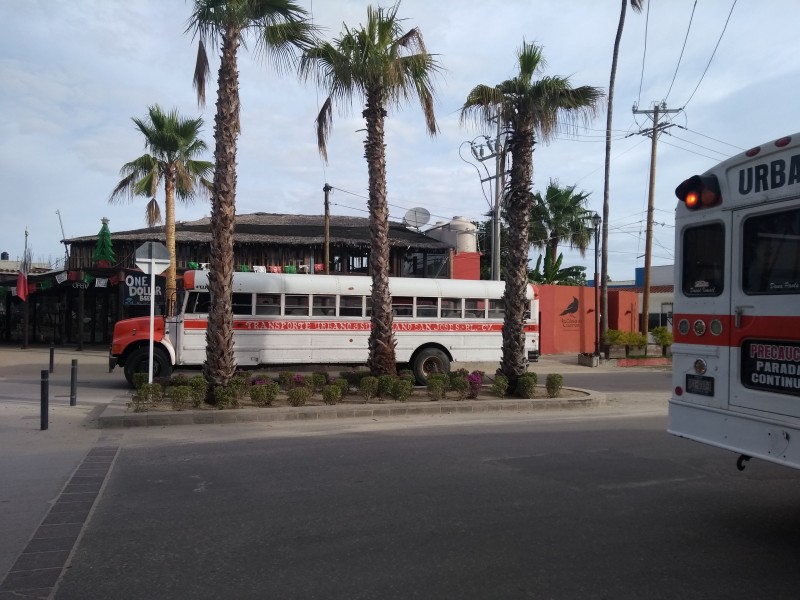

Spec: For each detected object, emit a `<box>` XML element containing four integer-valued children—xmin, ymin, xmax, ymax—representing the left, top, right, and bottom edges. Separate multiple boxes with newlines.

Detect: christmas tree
<box><xmin>93</xmin><ymin>217</ymin><xmax>116</xmax><ymax>268</ymax></box>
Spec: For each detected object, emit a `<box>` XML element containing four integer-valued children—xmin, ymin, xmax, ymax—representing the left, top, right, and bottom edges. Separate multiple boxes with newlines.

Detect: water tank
<box><xmin>0</xmin><ymin>251</ymin><xmax>8</xmax><ymax>260</ymax></box>
<box><xmin>449</xmin><ymin>216</ymin><xmax>477</xmax><ymax>252</ymax></box>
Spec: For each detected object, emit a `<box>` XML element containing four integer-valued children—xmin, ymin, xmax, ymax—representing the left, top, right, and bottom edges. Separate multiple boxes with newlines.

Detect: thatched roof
<box><xmin>65</xmin><ymin>213</ymin><xmax>449</xmax><ymax>250</ymax></box>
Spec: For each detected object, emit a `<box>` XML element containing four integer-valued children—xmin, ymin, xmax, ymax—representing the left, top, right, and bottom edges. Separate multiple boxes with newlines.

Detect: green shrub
<box><xmin>322</xmin><ymin>384</ymin><xmax>342</xmax><ymax>405</ymax></box>
<box><xmin>168</xmin><ymin>385</ymin><xmax>191</xmax><ymax>411</ymax></box>
<box><xmin>213</xmin><ymin>386</ymin><xmax>237</xmax><ymax>409</ymax></box>
<box><xmin>169</xmin><ymin>373</ymin><xmax>192</xmax><ymax>387</ymax></box>
<box><xmin>129</xmin><ymin>382</ymin><xmax>162</xmax><ymax>412</ymax></box>
<box><xmin>287</xmin><ymin>386</ymin><xmax>311</xmax><ymax>407</ymax></box>
<box><xmin>377</xmin><ymin>374</ymin><xmax>395</xmax><ymax>399</ymax></box>
<box><xmin>545</xmin><ymin>374</ymin><xmax>564</xmax><ymax>398</ymax></box>
<box><xmin>189</xmin><ymin>376</ymin><xmax>208</xmax><ymax>407</ymax></box>
<box><xmin>391</xmin><ymin>378</ymin><xmax>413</xmax><ymax>402</ymax></box>
<box><xmin>132</xmin><ymin>372</ymin><xmax>149</xmax><ymax>391</ymax></box>
<box><xmin>340</xmin><ymin>370</ymin><xmax>370</xmax><ymax>387</ymax></box>
<box><xmin>398</xmin><ymin>369</ymin><xmax>415</xmax><ymax>382</ymax></box>
<box><xmin>449</xmin><ymin>375</ymin><xmax>469</xmax><ymax>400</ymax></box>
<box><xmin>228</xmin><ymin>374</ymin><xmax>248</xmax><ymax>402</ymax></box>
<box><xmin>311</xmin><ymin>371</ymin><xmax>329</xmax><ymax>392</ymax></box>
<box><xmin>624</xmin><ymin>331</ymin><xmax>647</xmax><ymax>347</ymax></box>
<box><xmin>359</xmin><ymin>376</ymin><xmax>379</xmax><ymax>402</ymax></box>
<box><xmin>515</xmin><ymin>372</ymin><xmax>538</xmax><ymax>399</ymax></box>
<box><xmin>448</xmin><ymin>368</ymin><xmax>469</xmax><ymax>389</ymax></box>
<box><xmin>249</xmin><ymin>381</ymin><xmax>279</xmax><ymax>407</ymax></box>
<box><xmin>651</xmin><ymin>326</ymin><xmax>673</xmax><ymax>347</ymax></box>
<box><xmin>278</xmin><ymin>371</ymin><xmax>295</xmax><ymax>389</ymax></box>
<box><xmin>491</xmin><ymin>374</ymin><xmax>509</xmax><ymax>398</ymax></box>
<box><xmin>426</xmin><ymin>374</ymin><xmax>448</xmax><ymax>401</ymax></box>
<box><xmin>332</xmin><ymin>378</ymin><xmax>350</xmax><ymax>397</ymax></box>
<box><xmin>603</xmin><ymin>329</ymin><xmax>626</xmax><ymax>345</ymax></box>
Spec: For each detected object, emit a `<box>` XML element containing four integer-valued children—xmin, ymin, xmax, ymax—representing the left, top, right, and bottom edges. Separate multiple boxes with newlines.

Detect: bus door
<box><xmin>729</xmin><ymin>199</ymin><xmax>800</xmax><ymax>418</ymax></box>
<box><xmin>676</xmin><ymin>212</ymin><xmax>731</xmax><ymax>411</ymax></box>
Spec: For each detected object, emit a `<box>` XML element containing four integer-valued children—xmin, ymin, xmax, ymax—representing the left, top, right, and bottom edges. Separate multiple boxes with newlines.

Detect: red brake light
<box><xmin>675</xmin><ymin>175</ymin><xmax>722</xmax><ymax>210</ymax></box>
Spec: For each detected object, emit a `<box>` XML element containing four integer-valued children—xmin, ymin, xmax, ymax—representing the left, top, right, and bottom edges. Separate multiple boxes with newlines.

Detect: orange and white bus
<box><xmin>110</xmin><ymin>270</ymin><xmax>540</xmax><ymax>386</ymax></box>
<box><xmin>670</xmin><ymin>133</ymin><xmax>800</xmax><ymax>470</ymax></box>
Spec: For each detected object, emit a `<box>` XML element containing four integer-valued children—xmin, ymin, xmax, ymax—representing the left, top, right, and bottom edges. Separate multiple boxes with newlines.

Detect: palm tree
<box><xmin>300</xmin><ymin>4</ymin><xmax>441</xmax><ymax>377</ymax></box>
<box><xmin>602</xmin><ymin>0</ymin><xmax>644</xmax><ymax>336</ymax></box>
<box><xmin>109</xmin><ymin>104</ymin><xmax>213</xmax><ymax>317</ymax></box>
<box><xmin>187</xmin><ymin>0</ymin><xmax>317</xmax><ymax>395</ymax></box>
<box><xmin>461</xmin><ymin>42</ymin><xmax>602</xmax><ymax>388</ymax></box>
<box><xmin>530</xmin><ymin>179</ymin><xmax>594</xmax><ymax>261</ymax></box>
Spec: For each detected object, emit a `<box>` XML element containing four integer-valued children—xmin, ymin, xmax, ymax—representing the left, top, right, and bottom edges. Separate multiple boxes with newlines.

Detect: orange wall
<box><xmin>451</xmin><ymin>252</ymin><xmax>481</xmax><ymax>280</ymax></box>
<box><xmin>537</xmin><ymin>287</ymin><xmax>640</xmax><ymax>354</ymax></box>
<box><xmin>607</xmin><ymin>290</ymin><xmax>639</xmax><ymax>332</ymax></box>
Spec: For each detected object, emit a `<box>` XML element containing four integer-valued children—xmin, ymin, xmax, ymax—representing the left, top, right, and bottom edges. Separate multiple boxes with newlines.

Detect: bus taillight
<box><xmin>675</xmin><ymin>175</ymin><xmax>722</xmax><ymax>209</ymax></box>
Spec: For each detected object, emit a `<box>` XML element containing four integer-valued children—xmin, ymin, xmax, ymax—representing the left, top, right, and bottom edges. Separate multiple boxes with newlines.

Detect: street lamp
<box><xmin>592</xmin><ymin>212</ymin><xmax>602</xmax><ymax>357</ymax></box>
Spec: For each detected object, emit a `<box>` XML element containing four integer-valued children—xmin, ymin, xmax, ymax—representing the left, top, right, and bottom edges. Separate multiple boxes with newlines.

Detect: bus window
<box><xmin>392</xmin><ymin>296</ymin><xmax>413</xmax><ymax>317</ymax></box>
<box><xmin>366</xmin><ymin>297</ymin><xmax>373</xmax><ymax>317</ymax></box>
<box><xmin>232</xmin><ymin>293</ymin><xmax>253</xmax><ymax>315</ymax></box>
<box><xmin>340</xmin><ymin>296</ymin><xmax>364</xmax><ymax>317</ymax></box>
<box><xmin>416</xmin><ymin>297</ymin><xmax>437</xmax><ymax>317</ymax></box>
<box><xmin>682</xmin><ymin>223</ymin><xmax>724</xmax><ymax>296</ymax></box>
<box><xmin>465</xmin><ymin>299</ymin><xmax>485</xmax><ymax>318</ymax></box>
<box><xmin>185</xmin><ymin>291</ymin><xmax>210</xmax><ymax>314</ymax></box>
<box><xmin>488</xmin><ymin>299</ymin><xmax>505</xmax><ymax>319</ymax></box>
<box><xmin>743</xmin><ymin>207</ymin><xmax>800</xmax><ymax>295</ymax></box>
<box><xmin>312</xmin><ymin>295</ymin><xmax>336</xmax><ymax>316</ymax></box>
<box><xmin>441</xmin><ymin>298</ymin><xmax>462</xmax><ymax>318</ymax></box>
<box><xmin>285</xmin><ymin>294</ymin><xmax>309</xmax><ymax>316</ymax></box>
<box><xmin>255</xmin><ymin>293</ymin><xmax>280</xmax><ymax>315</ymax></box>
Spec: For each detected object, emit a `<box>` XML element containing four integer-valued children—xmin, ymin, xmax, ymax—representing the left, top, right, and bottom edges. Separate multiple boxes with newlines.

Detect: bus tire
<box><xmin>124</xmin><ymin>346</ymin><xmax>172</xmax><ymax>387</ymax></box>
<box><xmin>412</xmin><ymin>348</ymin><xmax>450</xmax><ymax>385</ymax></box>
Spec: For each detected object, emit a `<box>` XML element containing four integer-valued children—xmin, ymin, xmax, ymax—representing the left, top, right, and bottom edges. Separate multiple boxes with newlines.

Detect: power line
<box><xmin>682</xmin><ymin>0</ymin><xmax>738</xmax><ymax>109</ymax></box>
<box><xmin>664</xmin><ymin>0</ymin><xmax>697</xmax><ymax>102</ymax></box>
<box><xmin>636</xmin><ymin>0</ymin><xmax>652</xmax><ymax>108</ymax></box>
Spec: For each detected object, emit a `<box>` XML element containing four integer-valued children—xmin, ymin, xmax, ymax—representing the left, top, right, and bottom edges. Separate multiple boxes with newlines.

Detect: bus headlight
<box><xmin>694</xmin><ymin>359</ymin><xmax>708</xmax><ymax>375</ymax></box>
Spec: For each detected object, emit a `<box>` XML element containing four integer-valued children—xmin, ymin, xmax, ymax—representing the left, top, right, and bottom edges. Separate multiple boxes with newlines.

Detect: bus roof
<box><xmin>183</xmin><ymin>270</ymin><xmax>534</xmax><ymax>299</ymax></box>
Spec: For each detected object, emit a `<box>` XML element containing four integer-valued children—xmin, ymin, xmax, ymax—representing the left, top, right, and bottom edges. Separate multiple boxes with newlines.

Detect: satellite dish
<box><xmin>402</xmin><ymin>207</ymin><xmax>431</xmax><ymax>230</ymax></box>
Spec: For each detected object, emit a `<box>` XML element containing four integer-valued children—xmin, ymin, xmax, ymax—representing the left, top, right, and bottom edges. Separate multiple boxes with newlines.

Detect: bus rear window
<box><xmin>743</xmin><ymin>208</ymin><xmax>800</xmax><ymax>295</ymax></box>
<box><xmin>682</xmin><ymin>223</ymin><xmax>724</xmax><ymax>297</ymax></box>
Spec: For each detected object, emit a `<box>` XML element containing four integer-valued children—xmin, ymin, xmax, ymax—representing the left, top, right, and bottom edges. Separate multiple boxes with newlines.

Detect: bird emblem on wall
<box><xmin>560</xmin><ymin>296</ymin><xmax>579</xmax><ymax>316</ymax></box>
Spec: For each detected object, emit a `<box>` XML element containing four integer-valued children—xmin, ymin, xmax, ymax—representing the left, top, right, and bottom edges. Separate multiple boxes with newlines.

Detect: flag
<box><xmin>16</xmin><ymin>270</ymin><xmax>28</xmax><ymax>301</ymax></box>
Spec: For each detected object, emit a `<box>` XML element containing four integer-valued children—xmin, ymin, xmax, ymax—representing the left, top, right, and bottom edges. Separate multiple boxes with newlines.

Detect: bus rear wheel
<box><xmin>412</xmin><ymin>348</ymin><xmax>450</xmax><ymax>385</ymax></box>
<box><xmin>124</xmin><ymin>346</ymin><xmax>172</xmax><ymax>387</ymax></box>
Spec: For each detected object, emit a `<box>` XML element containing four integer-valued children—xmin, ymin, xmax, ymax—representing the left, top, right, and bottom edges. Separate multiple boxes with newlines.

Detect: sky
<box><xmin>2</xmin><ymin>0</ymin><xmax>799</xmax><ymax>282</ymax></box>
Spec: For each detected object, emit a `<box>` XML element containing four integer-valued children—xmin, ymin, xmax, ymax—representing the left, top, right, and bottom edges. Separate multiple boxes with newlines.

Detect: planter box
<box><xmin>604</xmin><ymin>344</ymin><xmax>626</xmax><ymax>359</ymax></box>
<box><xmin>578</xmin><ymin>353</ymin><xmax>600</xmax><ymax>367</ymax></box>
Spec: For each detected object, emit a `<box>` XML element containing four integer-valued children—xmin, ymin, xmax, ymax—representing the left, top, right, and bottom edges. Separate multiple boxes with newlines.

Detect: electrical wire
<box><xmin>636</xmin><ymin>0</ymin><xmax>652</xmax><ymax>109</ymax></box>
<box><xmin>664</xmin><ymin>0</ymin><xmax>697</xmax><ymax>103</ymax></box>
<box><xmin>682</xmin><ymin>0</ymin><xmax>738</xmax><ymax>109</ymax></box>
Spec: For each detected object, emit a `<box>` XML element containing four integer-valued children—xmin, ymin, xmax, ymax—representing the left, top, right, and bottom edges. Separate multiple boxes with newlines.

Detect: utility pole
<box><xmin>632</xmin><ymin>101</ymin><xmax>679</xmax><ymax>341</ymax></box>
<box><xmin>469</xmin><ymin>120</ymin><xmax>507</xmax><ymax>281</ymax></box>
<box><xmin>323</xmin><ymin>183</ymin><xmax>332</xmax><ymax>275</ymax></box>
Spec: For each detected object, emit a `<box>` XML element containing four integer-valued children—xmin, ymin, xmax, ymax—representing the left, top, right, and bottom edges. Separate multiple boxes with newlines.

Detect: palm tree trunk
<box><xmin>363</xmin><ymin>89</ymin><xmax>397</xmax><ymax>376</ymax></box>
<box><xmin>203</xmin><ymin>27</ymin><xmax>240</xmax><ymax>397</ymax></box>
<box><xmin>501</xmin><ymin>125</ymin><xmax>535</xmax><ymax>389</ymax></box>
<box><xmin>601</xmin><ymin>0</ymin><xmax>631</xmax><ymax>336</ymax></box>
<box><xmin>164</xmin><ymin>168</ymin><xmax>177</xmax><ymax>317</ymax></box>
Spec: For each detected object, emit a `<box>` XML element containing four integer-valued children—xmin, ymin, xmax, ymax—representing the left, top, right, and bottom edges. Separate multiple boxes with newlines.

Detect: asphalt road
<box><xmin>52</xmin><ymin>411</ymin><xmax>800</xmax><ymax>600</ymax></box>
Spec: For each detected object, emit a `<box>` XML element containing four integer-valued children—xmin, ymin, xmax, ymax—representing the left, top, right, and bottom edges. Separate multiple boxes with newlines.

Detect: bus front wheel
<box><xmin>412</xmin><ymin>348</ymin><xmax>450</xmax><ymax>385</ymax></box>
<box><xmin>124</xmin><ymin>346</ymin><xmax>172</xmax><ymax>386</ymax></box>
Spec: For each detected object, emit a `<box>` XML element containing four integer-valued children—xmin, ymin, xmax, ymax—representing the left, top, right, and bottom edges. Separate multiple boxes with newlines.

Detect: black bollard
<box><xmin>41</xmin><ymin>370</ymin><xmax>49</xmax><ymax>430</ymax></box>
<box><xmin>70</xmin><ymin>359</ymin><xmax>78</xmax><ymax>407</ymax></box>
<box><xmin>49</xmin><ymin>344</ymin><xmax>55</xmax><ymax>374</ymax></box>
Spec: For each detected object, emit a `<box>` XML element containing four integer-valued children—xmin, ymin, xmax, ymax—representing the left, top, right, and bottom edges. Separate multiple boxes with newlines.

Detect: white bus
<box><xmin>110</xmin><ymin>270</ymin><xmax>540</xmax><ymax>386</ymax></box>
<box><xmin>670</xmin><ymin>133</ymin><xmax>800</xmax><ymax>470</ymax></box>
